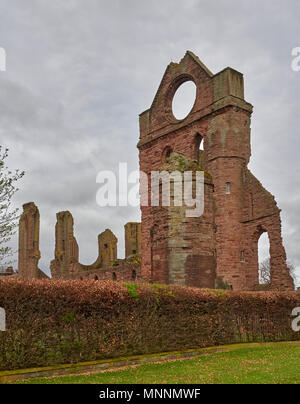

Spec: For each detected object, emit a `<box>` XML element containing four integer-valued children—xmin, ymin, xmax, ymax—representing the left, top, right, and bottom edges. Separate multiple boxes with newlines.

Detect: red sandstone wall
<box><xmin>138</xmin><ymin>51</ymin><xmax>294</xmax><ymax>291</ymax></box>
<box><xmin>240</xmin><ymin>170</ymin><xmax>294</xmax><ymax>290</ymax></box>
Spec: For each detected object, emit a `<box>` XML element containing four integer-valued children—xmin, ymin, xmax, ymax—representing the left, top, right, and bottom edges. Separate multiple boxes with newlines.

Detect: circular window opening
<box><xmin>172</xmin><ymin>81</ymin><xmax>196</xmax><ymax>120</ymax></box>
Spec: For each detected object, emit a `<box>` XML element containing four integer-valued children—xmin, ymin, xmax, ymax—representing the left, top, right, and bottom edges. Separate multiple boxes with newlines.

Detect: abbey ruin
<box><xmin>16</xmin><ymin>202</ymin><xmax>141</xmax><ymax>282</ymax></box>
<box><xmin>14</xmin><ymin>52</ymin><xmax>294</xmax><ymax>290</ymax></box>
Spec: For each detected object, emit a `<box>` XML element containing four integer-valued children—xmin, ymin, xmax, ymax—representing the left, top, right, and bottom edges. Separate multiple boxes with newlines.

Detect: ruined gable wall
<box><xmin>139</xmin><ymin>51</ymin><xmax>293</xmax><ymax>291</ymax></box>
<box><xmin>138</xmin><ymin>53</ymin><xmax>249</xmax><ymax>288</ymax></box>
<box><xmin>240</xmin><ymin>170</ymin><xmax>294</xmax><ymax>290</ymax></box>
<box><xmin>138</xmin><ymin>53</ymin><xmax>214</xmax><ymax>283</ymax></box>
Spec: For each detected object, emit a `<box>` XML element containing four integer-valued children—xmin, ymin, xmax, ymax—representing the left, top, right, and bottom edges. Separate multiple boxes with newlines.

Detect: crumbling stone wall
<box><xmin>98</xmin><ymin>229</ymin><xmax>117</xmax><ymax>269</ymax></box>
<box><xmin>77</xmin><ymin>258</ymin><xmax>141</xmax><ymax>282</ymax></box>
<box><xmin>138</xmin><ymin>51</ymin><xmax>294</xmax><ymax>291</ymax></box>
<box><xmin>240</xmin><ymin>171</ymin><xmax>293</xmax><ymax>290</ymax></box>
<box><xmin>0</xmin><ymin>266</ymin><xmax>16</xmax><ymax>277</ymax></box>
<box><xmin>17</xmin><ymin>204</ymin><xmax>141</xmax><ymax>281</ymax></box>
<box><xmin>18</xmin><ymin>202</ymin><xmax>48</xmax><ymax>279</ymax></box>
<box><xmin>50</xmin><ymin>211</ymin><xmax>81</xmax><ymax>278</ymax></box>
<box><xmin>125</xmin><ymin>222</ymin><xmax>141</xmax><ymax>257</ymax></box>
<box><xmin>48</xmin><ymin>211</ymin><xmax>140</xmax><ymax>280</ymax></box>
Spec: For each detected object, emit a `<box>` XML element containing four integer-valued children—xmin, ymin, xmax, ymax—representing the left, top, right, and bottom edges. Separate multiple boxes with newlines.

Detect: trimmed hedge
<box><xmin>0</xmin><ymin>279</ymin><xmax>299</xmax><ymax>371</ymax></box>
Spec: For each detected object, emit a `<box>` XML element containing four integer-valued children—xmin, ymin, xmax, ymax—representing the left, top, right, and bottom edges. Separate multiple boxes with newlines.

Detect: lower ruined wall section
<box><xmin>51</xmin><ymin>261</ymin><xmax>141</xmax><ymax>282</ymax></box>
<box><xmin>241</xmin><ymin>169</ymin><xmax>294</xmax><ymax>291</ymax></box>
<box><xmin>51</xmin><ymin>212</ymin><xmax>141</xmax><ymax>281</ymax></box>
<box><xmin>72</xmin><ymin>258</ymin><xmax>141</xmax><ymax>282</ymax></box>
<box><xmin>50</xmin><ymin>211</ymin><xmax>126</xmax><ymax>279</ymax></box>
<box><xmin>242</xmin><ymin>215</ymin><xmax>293</xmax><ymax>291</ymax></box>
<box><xmin>17</xmin><ymin>202</ymin><xmax>142</xmax><ymax>282</ymax></box>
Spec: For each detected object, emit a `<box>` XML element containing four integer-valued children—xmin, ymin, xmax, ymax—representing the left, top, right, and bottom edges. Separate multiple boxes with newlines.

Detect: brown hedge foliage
<box><xmin>0</xmin><ymin>279</ymin><xmax>299</xmax><ymax>371</ymax></box>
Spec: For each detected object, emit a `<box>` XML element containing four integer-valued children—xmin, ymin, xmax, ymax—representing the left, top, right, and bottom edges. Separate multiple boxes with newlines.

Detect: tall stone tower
<box><xmin>18</xmin><ymin>202</ymin><xmax>48</xmax><ymax>279</ymax></box>
<box><xmin>138</xmin><ymin>51</ymin><xmax>294</xmax><ymax>291</ymax></box>
<box><xmin>124</xmin><ymin>222</ymin><xmax>141</xmax><ymax>257</ymax></box>
<box><xmin>50</xmin><ymin>211</ymin><xmax>80</xmax><ymax>278</ymax></box>
<box><xmin>98</xmin><ymin>229</ymin><xmax>118</xmax><ymax>269</ymax></box>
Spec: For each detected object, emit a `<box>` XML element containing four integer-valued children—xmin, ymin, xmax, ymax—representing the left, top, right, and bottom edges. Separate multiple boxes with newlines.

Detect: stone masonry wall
<box><xmin>18</xmin><ymin>202</ymin><xmax>48</xmax><ymax>279</ymax></box>
<box><xmin>17</xmin><ymin>205</ymin><xmax>141</xmax><ymax>281</ymax></box>
<box><xmin>50</xmin><ymin>212</ymin><xmax>140</xmax><ymax>280</ymax></box>
<box><xmin>125</xmin><ymin>222</ymin><xmax>141</xmax><ymax>258</ymax></box>
<box><xmin>138</xmin><ymin>51</ymin><xmax>294</xmax><ymax>291</ymax></box>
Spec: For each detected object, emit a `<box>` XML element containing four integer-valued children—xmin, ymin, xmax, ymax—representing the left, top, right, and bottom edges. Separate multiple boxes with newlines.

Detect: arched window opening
<box><xmin>258</xmin><ymin>232</ymin><xmax>271</xmax><ymax>285</ymax></box>
<box><xmin>94</xmin><ymin>275</ymin><xmax>99</xmax><ymax>281</ymax></box>
<box><xmin>240</xmin><ymin>250</ymin><xmax>245</xmax><ymax>262</ymax></box>
<box><xmin>112</xmin><ymin>272</ymin><xmax>117</xmax><ymax>281</ymax></box>
<box><xmin>162</xmin><ymin>146</ymin><xmax>173</xmax><ymax>162</ymax></box>
<box><xmin>194</xmin><ymin>134</ymin><xmax>203</xmax><ymax>163</ymax></box>
<box><xmin>199</xmin><ymin>138</ymin><xmax>204</xmax><ymax>151</ymax></box>
<box><xmin>132</xmin><ymin>269</ymin><xmax>137</xmax><ymax>281</ymax></box>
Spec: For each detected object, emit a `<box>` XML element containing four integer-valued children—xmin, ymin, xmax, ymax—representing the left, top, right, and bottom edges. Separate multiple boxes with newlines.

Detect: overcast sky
<box><xmin>0</xmin><ymin>0</ymin><xmax>299</xmax><ymax>286</ymax></box>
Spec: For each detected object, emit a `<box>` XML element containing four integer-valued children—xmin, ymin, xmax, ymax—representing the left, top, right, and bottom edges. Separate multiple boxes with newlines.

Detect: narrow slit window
<box><xmin>240</xmin><ymin>250</ymin><xmax>245</xmax><ymax>262</ymax></box>
<box><xmin>226</xmin><ymin>182</ymin><xmax>231</xmax><ymax>194</ymax></box>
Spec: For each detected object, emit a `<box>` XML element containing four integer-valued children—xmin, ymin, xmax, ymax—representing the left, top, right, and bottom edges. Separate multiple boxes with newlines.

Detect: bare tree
<box><xmin>259</xmin><ymin>258</ymin><xmax>271</xmax><ymax>284</ymax></box>
<box><xmin>0</xmin><ymin>146</ymin><xmax>24</xmax><ymax>269</ymax></box>
<box><xmin>287</xmin><ymin>260</ymin><xmax>298</xmax><ymax>284</ymax></box>
<box><xmin>259</xmin><ymin>258</ymin><xmax>297</xmax><ymax>286</ymax></box>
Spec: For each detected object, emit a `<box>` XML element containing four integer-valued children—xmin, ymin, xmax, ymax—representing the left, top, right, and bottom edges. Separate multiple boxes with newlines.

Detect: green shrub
<box><xmin>215</xmin><ymin>277</ymin><xmax>233</xmax><ymax>290</ymax></box>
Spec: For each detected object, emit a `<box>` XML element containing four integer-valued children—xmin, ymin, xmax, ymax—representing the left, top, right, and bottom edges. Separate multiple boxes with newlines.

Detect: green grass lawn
<box><xmin>17</xmin><ymin>342</ymin><xmax>300</xmax><ymax>384</ymax></box>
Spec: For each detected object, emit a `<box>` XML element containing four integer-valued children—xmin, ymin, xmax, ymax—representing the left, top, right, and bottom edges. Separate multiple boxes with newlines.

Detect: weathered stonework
<box><xmin>17</xmin><ymin>206</ymin><xmax>141</xmax><ymax>281</ymax></box>
<box><xmin>49</xmin><ymin>210</ymin><xmax>140</xmax><ymax>281</ymax></box>
<box><xmin>138</xmin><ymin>51</ymin><xmax>294</xmax><ymax>291</ymax></box>
<box><xmin>18</xmin><ymin>202</ymin><xmax>48</xmax><ymax>279</ymax></box>
<box><xmin>124</xmin><ymin>222</ymin><xmax>141</xmax><ymax>258</ymax></box>
<box><xmin>148</xmin><ymin>152</ymin><xmax>216</xmax><ymax>287</ymax></box>
<box><xmin>98</xmin><ymin>229</ymin><xmax>118</xmax><ymax>269</ymax></box>
<box><xmin>0</xmin><ymin>266</ymin><xmax>16</xmax><ymax>277</ymax></box>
